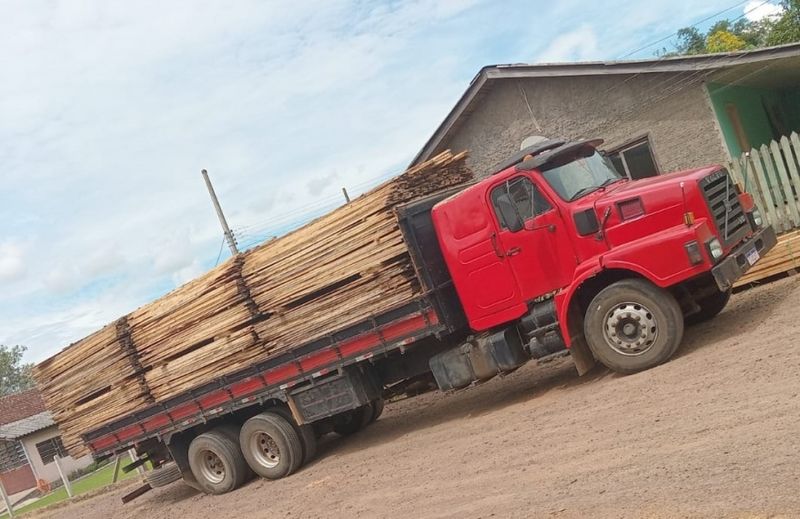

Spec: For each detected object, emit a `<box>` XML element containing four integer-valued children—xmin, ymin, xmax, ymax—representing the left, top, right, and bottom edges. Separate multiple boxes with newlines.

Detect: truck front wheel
<box><xmin>584</xmin><ymin>278</ymin><xmax>684</xmax><ymax>374</ymax></box>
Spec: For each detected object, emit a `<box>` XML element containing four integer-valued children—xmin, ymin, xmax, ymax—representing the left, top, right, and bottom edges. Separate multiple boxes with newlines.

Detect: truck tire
<box><xmin>584</xmin><ymin>278</ymin><xmax>684</xmax><ymax>374</ymax></box>
<box><xmin>270</xmin><ymin>407</ymin><xmax>318</xmax><ymax>465</ymax></box>
<box><xmin>686</xmin><ymin>288</ymin><xmax>731</xmax><ymax>325</ymax></box>
<box><xmin>145</xmin><ymin>462</ymin><xmax>182</xmax><ymax>488</ymax></box>
<box><xmin>332</xmin><ymin>404</ymin><xmax>370</xmax><ymax>436</ymax></box>
<box><xmin>240</xmin><ymin>412</ymin><xmax>303</xmax><ymax>479</ymax></box>
<box><xmin>369</xmin><ymin>399</ymin><xmax>384</xmax><ymax>423</ymax></box>
<box><xmin>188</xmin><ymin>429</ymin><xmax>251</xmax><ymax>494</ymax></box>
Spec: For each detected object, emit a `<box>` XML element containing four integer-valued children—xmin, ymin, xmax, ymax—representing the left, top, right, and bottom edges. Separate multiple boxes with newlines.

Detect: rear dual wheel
<box><xmin>188</xmin><ymin>428</ymin><xmax>252</xmax><ymax>495</ymax></box>
<box><xmin>240</xmin><ymin>411</ymin><xmax>305</xmax><ymax>480</ymax></box>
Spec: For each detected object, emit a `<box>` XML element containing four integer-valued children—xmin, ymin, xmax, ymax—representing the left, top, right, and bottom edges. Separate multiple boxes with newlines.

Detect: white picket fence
<box><xmin>728</xmin><ymin>132</ymin><xmax>800</xmax><ymax>234</ymax></box>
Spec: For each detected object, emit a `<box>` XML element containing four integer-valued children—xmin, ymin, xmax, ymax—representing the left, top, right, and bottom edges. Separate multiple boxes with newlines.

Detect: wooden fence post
<box><xmin>0</xmin><ymin>478</ymin><xmax>14</xmax><ymax>517</ymax></box>
<box><xmin>53</xmin><ymin>455</ymin><xmax>73</xmax><ymax>498</ymax></box>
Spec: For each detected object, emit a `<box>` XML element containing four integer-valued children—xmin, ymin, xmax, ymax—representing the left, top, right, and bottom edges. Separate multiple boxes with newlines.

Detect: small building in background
<box><xmin>0</xmin><ymin>389</ymin><xmax>92</xmax><ymax>500</ymax></box>
<box><xmin>412</xmin><ymin>43</ymin><xmax>800</xmax><ymax>178</ymax></box>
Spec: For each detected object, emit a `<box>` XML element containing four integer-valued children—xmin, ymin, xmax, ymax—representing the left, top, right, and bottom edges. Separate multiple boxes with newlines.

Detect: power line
<box><xmin>617</xmin><ymin>0</ymin><xmax>753</xmax><ymax>59</ymax></box>
<box><xmin>213</xmin><ymin>236</ymin><xmax>226</xmax><ymax>266</ymax></box>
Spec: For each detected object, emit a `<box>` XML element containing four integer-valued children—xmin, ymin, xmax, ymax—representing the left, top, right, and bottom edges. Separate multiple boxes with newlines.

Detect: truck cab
<box><xmin>431</xmin><ymin>138</ymin><xmax>776</xmax><ymax>374</ymax></box>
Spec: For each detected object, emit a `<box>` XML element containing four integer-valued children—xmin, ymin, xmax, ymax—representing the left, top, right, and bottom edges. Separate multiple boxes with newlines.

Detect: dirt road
<box><xmin>37</xmin><ymin>277</ymin><xmax>800</xmax><ymax>518</ymax></box>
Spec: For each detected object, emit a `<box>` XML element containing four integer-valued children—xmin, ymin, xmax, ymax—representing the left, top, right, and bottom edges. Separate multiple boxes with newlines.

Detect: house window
<box><xmin>0</xmin><ymin>440</ymin><xmax>27</xmax><ymax>471</ymax></box>
<box><xmin>35</xmin><ymin>437</ymin><xmax>67</xmax><ymax>464</ymax></box>
<box><xmin>607</xmin><ymin>137</ymin><xmax>659</xmax><ymax>180</ymax></box>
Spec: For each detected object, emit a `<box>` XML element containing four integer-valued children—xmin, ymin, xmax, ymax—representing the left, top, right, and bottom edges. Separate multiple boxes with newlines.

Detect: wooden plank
<box><xmin>735</xmin><ymin>229</ymin><xmax>800</xmax><ymax>287</ymax></box>
<box><xmin>33</xmin><ymin>150</ymin><xmax>473</xmax><ymax>456</ymax></box>
<box><xmin>760</xmin><ymin>143</ymin><xmax>789</xmax><ymax>232</ymax></box>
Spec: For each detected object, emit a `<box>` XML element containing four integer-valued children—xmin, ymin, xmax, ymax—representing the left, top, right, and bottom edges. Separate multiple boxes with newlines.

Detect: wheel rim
<box><xmin>199</xmin><ymin>449</ymin><xmax>226</xmax><ymax>484</ymax></box>
<box><xmin>602</xmin><ymin>301</ymin><xmax>659</xmax><ymax>356</ymax></box>
<box><xmin>250</xmin><ymin>431</ymin><xmax>281</xmax><ymax>469</ymax></box>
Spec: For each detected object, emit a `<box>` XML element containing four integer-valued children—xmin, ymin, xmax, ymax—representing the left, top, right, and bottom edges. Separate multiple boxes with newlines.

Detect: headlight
<box><xmin>708</xmin><ymin>237</ymin><xmax>724</xmax><ymax>260</ymax></box>
<box><xmin>752</xmin><ymin>208</ymin><xmax>763</xmax><ymax>228</ymax></box>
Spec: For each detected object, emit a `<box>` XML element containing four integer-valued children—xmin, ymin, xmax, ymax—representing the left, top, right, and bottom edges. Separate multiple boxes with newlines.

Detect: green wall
<box><xmin>708</xmin><ymin>82</ymin><xmax>800</xmax><ymax>158</ymax></box>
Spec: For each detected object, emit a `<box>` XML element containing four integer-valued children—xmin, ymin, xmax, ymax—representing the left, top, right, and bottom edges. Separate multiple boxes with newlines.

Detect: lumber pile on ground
<box><xmin>34</xmin><ymin>150</ymin><xmax>471</xmax><ymax>456</ymax></box>
<box><xmin>735</xmin><ymin>229</ymin><xmax>800</xmax><ymax>287</ymax></box>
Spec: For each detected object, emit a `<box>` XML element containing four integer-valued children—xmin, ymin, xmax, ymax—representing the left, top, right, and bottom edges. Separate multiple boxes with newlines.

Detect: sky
<box><xmin>0</xmin><ymin>0</ymin><xmax>784</xmax><ymax>363</ymax></box>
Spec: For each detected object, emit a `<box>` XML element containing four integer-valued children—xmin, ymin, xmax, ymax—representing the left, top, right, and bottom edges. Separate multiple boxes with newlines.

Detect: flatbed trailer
<box><xmin>85</xmin><ymin>189</ymin><xmax>471</xmax><ymax>484</ymax></box>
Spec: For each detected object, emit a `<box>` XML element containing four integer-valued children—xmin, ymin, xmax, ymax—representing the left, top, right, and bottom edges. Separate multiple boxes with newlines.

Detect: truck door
<box><xmin>489</xmin><ymin>175</ymin><xmax>571</xmax><ymax>302</ymax></box>
<box><xmin>431</xmin><ymin>185</ymin><xmax>527</xmax><ymax>331</ymax></box>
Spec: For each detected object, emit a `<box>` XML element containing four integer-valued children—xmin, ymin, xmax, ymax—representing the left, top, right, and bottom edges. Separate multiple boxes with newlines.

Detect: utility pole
<box><xmin>341</xmin><ymin>187</ymin><xmax>351</xmax><ymax>203</ymax></box>
<box><xmin>201</xmin><ymin>169</ymin><xmax>239</xmax><ymax>256</ymax></box>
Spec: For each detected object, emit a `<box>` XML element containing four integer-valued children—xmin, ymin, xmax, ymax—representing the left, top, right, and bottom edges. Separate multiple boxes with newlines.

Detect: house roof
<box><xmin>0</xmin><ymin>411</ymin><xmax>55</xmax><ymax>440</ymax></box>
<box><xmin>0</xmin><ymin>389</ymin><xmax>47</xmax><ymax>426</ymax></box>
<box><xmin>411</xmin><ymin>42</ymin><xmax>800</xmax><ymax>166</ymax></box>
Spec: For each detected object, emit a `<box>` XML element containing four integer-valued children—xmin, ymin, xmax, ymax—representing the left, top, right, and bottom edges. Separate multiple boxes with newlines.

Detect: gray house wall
<box><xmin>434</xmin><ymin>73</ymin><xmax>730</xmax><ymax>178</ymax></box>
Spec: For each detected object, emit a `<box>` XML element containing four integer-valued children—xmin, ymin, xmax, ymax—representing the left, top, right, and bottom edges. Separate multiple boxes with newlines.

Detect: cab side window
<box><xmin>491</xmin><ymin>177</ymin><xmax>552</xmax><ymax>231</ymax></box>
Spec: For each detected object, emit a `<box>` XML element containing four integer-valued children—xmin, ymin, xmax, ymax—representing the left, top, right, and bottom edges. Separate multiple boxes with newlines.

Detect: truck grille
<box><xmin>699</xmin><ymin>169</ymin><xmax>748</xmax><ymax>245</ymax></box>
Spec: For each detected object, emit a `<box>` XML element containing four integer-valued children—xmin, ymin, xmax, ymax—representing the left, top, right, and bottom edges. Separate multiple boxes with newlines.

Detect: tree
<box><xmin>675</xmin><ymin>27</ymin><xmax>706</xmax><ymax>54</ymax></box>
<box><xmin>0</xmin><ymin>345</ymin><xmax>35</xmax><ymax>396</ymax></box>
<box><xmin>706</xmin><ymin>30</ymin><xmax>748</xmax><ymax>52</ymax></box>
<box><xmin>669</xmin><ymin>1</ymin><xmax>799</xmax><ymax>55</ymax></box>
<box><xmin>766</xmin><ymin>0</ymin><xmax>800</xmax><ymax>45</ymax></box>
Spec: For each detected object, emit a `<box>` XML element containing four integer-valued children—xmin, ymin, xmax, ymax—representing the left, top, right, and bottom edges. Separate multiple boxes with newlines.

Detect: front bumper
<box><xmin>711</xmin><ymin>226</ymin><xmax>778</xmax><ymax>291</ymax></box>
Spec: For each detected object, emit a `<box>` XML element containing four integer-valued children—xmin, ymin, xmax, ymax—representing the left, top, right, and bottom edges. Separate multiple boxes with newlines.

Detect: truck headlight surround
<box><xmin>751</xmin><ymin>208</ymin><xmax>763</xmax><ymax>228</ymax></box>
<box><xmin>707</xmin><ymin>237</ymin><xmax>724</xmax><ymax>261</ymax></box>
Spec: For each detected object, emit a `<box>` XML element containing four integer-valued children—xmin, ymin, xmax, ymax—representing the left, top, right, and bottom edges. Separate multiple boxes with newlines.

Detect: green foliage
<box><xmin>0</xmin><ymin>344</ymin><xmax>35</xmax><ymax>396</ymax></box>
<box><xmin>670</xmin><ymin>2</ymin><xmax>799</xmax><ymax>55</ymax></box>
<box><xmin>766</xmin><ymin>0</ymin><xmax>800</xmax><ymax>45</ymax></box>
<box><xmin>706</xmin><ymin>30</ymin><xmax>748</xmax><ymax>52</ymax></box>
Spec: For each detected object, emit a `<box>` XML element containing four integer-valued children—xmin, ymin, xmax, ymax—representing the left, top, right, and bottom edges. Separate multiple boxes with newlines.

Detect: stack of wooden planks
<box><xmin>34</xmin><ymin>150</ymin><xmax>471</xmax><ymax>456</ymax></box>
<box><xmin>735</xmin><ymin>228</ymin><xmax>800</xmax><ymax>287</ymax></box>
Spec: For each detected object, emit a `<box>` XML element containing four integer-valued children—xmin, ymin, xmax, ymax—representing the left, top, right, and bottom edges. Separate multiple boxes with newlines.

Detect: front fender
<box><xmin>555</xmin><ymin>259</ymin><xmax>602</xmax><ymax>348</ymax></box>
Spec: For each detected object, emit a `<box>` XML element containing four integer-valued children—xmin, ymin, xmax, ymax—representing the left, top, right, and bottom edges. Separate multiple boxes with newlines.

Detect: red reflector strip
<box><xmin>382</xmin><ymin>313</ymin><xmax>430</xmax><ymax>341</ymax></box>
<box><xmin>90</xmin><ymin>435</ymin><xmax>117</xmax><ymax>452</ymax></box>
<box><xmin>198</xmin><ymin>390</ymin><xmax>230</xmax><ymax>410</ymax></box>
<box><xmin>170</xmin><ymin>402</ymin><xmax>200</xmax><ymax>421</ymax></box>
<box><xmin>117</xmin><ymin>425</ymin><xmax>142</xmax><ymax>442</ymax></box>
<box><xmin>300</xmin><ymin>349</ymin><xmax>339</xmax><ymax>372</ymax></box>
<box><xmin>264</xmin><ymin>364</ymin><xmax>300</xmax><ymax>385</ymax></box>
<box><xmin>143</xmin><ymin>414</ymin><xmax>171</xmax><ymax>432</ymax></box>
<box><xmin>229</xmin><ymin>377</ymin><xmax>266</xmax><ymax>398</ymax></box>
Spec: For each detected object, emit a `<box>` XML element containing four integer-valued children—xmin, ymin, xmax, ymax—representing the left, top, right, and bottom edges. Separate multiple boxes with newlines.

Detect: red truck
<box><xmin>88</xmin><ymin>138</ymin><xmax>775</xmax><ymax>497</ymax></box>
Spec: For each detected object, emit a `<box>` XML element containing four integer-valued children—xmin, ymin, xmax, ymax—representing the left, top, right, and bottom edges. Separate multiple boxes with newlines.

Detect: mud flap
<box><xmin>567</xmin><ymin>306</ymin><xmax>596</xmax><ymax>376</ymax></box>
<box><xmin>569</xmin><ymin>335</ymin><xmax>596</xmax><ymax>376</ymax></box>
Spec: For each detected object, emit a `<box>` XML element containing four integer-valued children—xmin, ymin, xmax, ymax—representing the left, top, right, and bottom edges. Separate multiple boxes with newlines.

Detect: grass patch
<box><xmin>1</xmin><ymin>456</ymin><xmax>140</xmax><ymax>517</ymax></box>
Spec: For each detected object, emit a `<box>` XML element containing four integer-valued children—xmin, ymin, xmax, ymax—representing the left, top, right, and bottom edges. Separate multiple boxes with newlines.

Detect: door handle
<box><xmin>506</xmin><ymin>247</ymin><xmax>521</xmax><ymax>256</ymax></box>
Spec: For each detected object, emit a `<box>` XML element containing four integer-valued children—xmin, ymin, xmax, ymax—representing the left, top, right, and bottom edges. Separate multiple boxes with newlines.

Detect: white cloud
<box><xmin>536</xmin><ymin>25</ymin><xmax>601</xmax><ymax>63</ymax></box>
<box><xmin>744</xmin><ymin>1</ymin><xmax>783</xmax><ymax>22</ymax></box>
<box><xmin>0</xmin><ymin>242</ymin><xmax>26</xmax><ymax>282</ymax></box>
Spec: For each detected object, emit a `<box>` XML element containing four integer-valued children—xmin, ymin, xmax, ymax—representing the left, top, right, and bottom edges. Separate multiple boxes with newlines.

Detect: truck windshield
<box><xmin>540</xmin><ymin>149</ymin><xmax>622</xmax><ymax>201</ymax></box>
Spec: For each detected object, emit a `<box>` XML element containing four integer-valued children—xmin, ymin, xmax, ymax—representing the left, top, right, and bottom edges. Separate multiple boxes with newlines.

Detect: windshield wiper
<box><xmin>600</xmin><ymin>177</ymin><xmax>623</xmax><ymax>188</ymax></box>
<box><xmin>568</xmin><ymin>186</ymin><xmax>601</xmax><ymax>202</ymax></box>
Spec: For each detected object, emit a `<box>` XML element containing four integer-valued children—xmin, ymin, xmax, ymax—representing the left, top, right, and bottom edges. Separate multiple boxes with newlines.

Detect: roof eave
<box><xmin>409</xmin><ymin>43</ymin><xmax>800</xmax><ymax>167</ymax></box>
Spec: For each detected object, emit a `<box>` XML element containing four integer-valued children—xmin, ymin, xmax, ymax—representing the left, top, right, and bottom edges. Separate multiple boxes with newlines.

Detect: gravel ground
<box><xmin>35</xmin><ymin>277</ymin><xmax>800</xmax><ymax>519</ymax></box>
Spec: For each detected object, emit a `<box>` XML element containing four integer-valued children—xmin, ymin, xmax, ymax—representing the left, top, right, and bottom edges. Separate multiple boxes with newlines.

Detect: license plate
<box><xmin>745</xmin><ymin>247</ymin><xmax>760</xmax><ymax>266</ymax></box>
